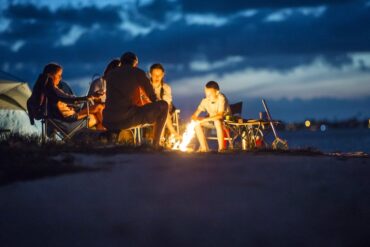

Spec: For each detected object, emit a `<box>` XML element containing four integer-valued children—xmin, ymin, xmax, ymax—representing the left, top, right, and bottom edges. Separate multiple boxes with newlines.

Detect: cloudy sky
<box><xmin>1</xmin><ymin>0</ymin><xmax>370</xmax><ymax>121</ymax></box>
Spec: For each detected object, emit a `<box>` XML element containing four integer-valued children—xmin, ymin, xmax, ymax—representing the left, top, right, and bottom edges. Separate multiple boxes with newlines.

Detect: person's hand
<box><xmin>89</xmin><ymin>94</ymin><xmax>102</xmax><ymax>102</ymax></box>
<box><xmin>198</xmin><ymin>117</ymin><xmax>207</xmax><ymax>123</ymax></box>
<box><xmin>93</xmin><ymin>91</ymin><xmax>104</xmax><ymax>97</ymax></box>
<box><xmin>191</xmin><ymin>115</ymin><xmax>198</xmax><ymax>121</ymax></box>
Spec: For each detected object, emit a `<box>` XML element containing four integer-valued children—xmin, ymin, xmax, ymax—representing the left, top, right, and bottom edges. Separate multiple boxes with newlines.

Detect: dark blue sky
<box><xmin>1</xmin><ymin>0</ymin><xmax>370</xmax><ymax>121</ymax></box>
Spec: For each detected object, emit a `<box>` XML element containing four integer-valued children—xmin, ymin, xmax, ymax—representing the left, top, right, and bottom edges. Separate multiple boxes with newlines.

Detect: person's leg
<box><xmin>151</xmin><ymin>101</ymin><xmax>168</xmax><ymax>146</ymax></box>
<box><xmin>195</xmin><ymin>124</ymin><xmax>209</xmax><ymax>152</ymax></box>
<box><xmin>91</xmin><ymin>104</ymin><xmax>105</xmax><ymax>129</ymax></box>
<box><xmin>79</xmin><ymin>104</ymin><xmax>105</xmax><ymax>129</ymax></box>
<box><xmin>165</xmin><ymin>114</ymin><xmax>179</xmax><ymax>136</ymax></box>
<box><xmin>127</xmin><ymin>101</ymin><xmax>168</xmax><ymax>147</ymax></box>
<box><xmin>87</xmin><ymin>114</ymin><xmax>97</xmax><ymax>128</ymax></box>
<box><xmin>214</xmin><ymin>119</ymin><xmax>225</xmax><ymax>151</ymax></box>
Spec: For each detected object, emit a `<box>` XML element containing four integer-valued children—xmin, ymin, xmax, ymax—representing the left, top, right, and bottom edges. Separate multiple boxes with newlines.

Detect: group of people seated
<box><xmin>31</xmin><ymin>51</ymin><xmax>232</xmax><ymax>152</ymax></box>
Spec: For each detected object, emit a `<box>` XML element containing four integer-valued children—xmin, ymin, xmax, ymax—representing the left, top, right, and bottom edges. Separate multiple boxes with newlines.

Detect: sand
<box><xmin>0</xmin><ymin>152</ymin><xmax>369</xmax><ymax>246</ymax></box>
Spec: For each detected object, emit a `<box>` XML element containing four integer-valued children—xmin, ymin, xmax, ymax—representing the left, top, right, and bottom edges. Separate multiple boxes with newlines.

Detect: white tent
<box><xmin>0</xmin><ymin>70</ymin><xmax>31</xmax><ymax>111</ymax></box>
<box><xmin>0</xmin><ymin>71</ymin><xmax>39</xmax><ymax>135</ymax></box>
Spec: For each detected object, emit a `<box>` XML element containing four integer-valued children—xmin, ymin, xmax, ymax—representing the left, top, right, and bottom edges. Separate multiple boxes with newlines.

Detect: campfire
<box><xmin>171</xmin><ymin>120</ymin><xmax>198</xmax><ymax>152</ymax></box>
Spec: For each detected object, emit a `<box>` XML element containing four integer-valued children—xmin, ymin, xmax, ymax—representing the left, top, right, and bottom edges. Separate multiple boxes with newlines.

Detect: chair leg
<box><xmin>132</xmin><ymin>128</ymin><xmax>137</xmax><ymax>145</ymax></box>
<box><xmin>224</xmin><ymin>128</ymin><xmax>233</xmax><ymax>149</ymax></box>
<box><xmin>41</xmin><ymin>119</ymin><xmax>46</xmax><ymax>144</ymax></box>
<box><xmin>171</xmin><ymin>110</ymin><xmax>180</xmax><ymax>135</ymax></box>
<box><xmin>138</xmin><ymin>127</ymin><xmax>142</xmax><ymax>145</ymax></box>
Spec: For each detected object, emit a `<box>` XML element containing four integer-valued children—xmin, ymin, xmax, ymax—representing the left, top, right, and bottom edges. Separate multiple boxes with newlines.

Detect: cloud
<box><xmin>189</xmin><ymin>56</ymin><xmax>244</xmax><ymax>72</ymax></box>
<box><xmin>181</xmin><ymin>0</ymin><xmax>355</xmax><ymax>14</ymax></box>
<box><xmin>185</xmin><ymin>14</ymin><xmax>229</xmax><ymax>26</ymax></box>
<box><xmin>4</xmin><ymin>3</ymin><xmax>122</xmax><ymax>27</ymax></box>
<box><xmin>137</xmin><ymin>0</ymin><xmax>179</xmax><ymax>23</ymax></box>
<box><xmin>58</xmin><ymin>26</ymin><xmax>87</xmax><ymax>46</ymax></box>
<box><xmin>265</xmin><ymin>6</ymin><xmax>327</xmax><ymax>22</ymax></box>
<box><xmin>172</xmin><ymin>54</ymin><xmax>370</xmax><ymax>101</ymax></box>
<box><xmin>0</xmin><ymin>0</ymin><xmax>369</xmax><ymax>113</ymax></box>
<box><xmin>10</xmin><ymin>40</ymin><xmax>26</xmax><ymax>52</ymax></box>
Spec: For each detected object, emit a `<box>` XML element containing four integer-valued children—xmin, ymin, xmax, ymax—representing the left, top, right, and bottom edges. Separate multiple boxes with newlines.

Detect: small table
<box><xmin>224</xmin><ymin>119</ymin><xmax>279</xmax><ymax>150</ymax></box>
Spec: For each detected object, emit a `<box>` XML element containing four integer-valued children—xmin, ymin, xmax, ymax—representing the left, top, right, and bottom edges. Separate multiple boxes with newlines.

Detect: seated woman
<box><xmin>42</xmin><ymin>63</ymin><xmax>105</xmax><ymax>130</ymax></box>
<box><xmin>88</xmin><ymin>58</ymin><xmax>121</xmax><ymax>104</ymax></box>
<box><xmin>149</xmin><ymin>63</ymin><xmax>180</xmax><ymax>139</ymax></box>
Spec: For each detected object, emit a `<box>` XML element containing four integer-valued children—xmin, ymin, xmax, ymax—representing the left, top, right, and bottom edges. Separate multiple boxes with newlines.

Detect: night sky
<box><xmin>1</xmin><ymin>0</ymin><xmax>370</xmax><ymax>121</ymax></box>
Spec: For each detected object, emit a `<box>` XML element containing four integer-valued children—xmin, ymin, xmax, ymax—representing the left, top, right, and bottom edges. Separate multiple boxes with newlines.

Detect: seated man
<box><xmin>103</xmin><ymin>52</ymin><xmax>168</xmax><ymax>147</ymax></box>
<box><xmin>191</xmin><ymin>81</ymin><xmax>231</xmax><ymax>152</ymax></box>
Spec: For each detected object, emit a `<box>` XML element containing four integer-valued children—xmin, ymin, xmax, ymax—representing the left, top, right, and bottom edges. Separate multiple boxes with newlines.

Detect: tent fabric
<box><xmin>0</xmin><ymin>71</ymin><xmax>32</xmax><ymax>112</ymax></box>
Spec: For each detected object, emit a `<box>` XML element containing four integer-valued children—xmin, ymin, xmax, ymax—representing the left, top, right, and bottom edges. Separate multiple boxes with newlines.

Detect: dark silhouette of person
<box><xmin>103</xmin><ymin>52</ymin><xmax>168</xmax><ymax>147</ymax></box>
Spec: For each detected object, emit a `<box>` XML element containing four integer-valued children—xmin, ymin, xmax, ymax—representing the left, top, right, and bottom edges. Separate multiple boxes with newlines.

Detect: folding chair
<box><xmin>133</xmin><ymin>108</ymin><xmax>181</xmax><ymax>145</ymax></box>
<box><xmin>172</xmin><ymin>109</ymin><xmax>181</xmax><ymax>134</ymax></box>
<box><xmin>131</xmin><ymin>123</ymin><xmax>153</xmax><ymax>145</ymax></box>
<box><xmin>41</xmin><ymin>97</ymin><xmax>90</xmax><ymax>143</ymax></box>
<box><xmin>204</xmin><ymin>102</ymin><xmax>242</xmax><ymax>150</ymax></box>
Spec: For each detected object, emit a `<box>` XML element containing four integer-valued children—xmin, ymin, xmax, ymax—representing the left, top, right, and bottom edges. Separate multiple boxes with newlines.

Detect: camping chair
<box><xmin>172</xmin><ymin>109</ymin><xmax>181</xmax><ymax>134</ymax></box>
<box><xmin>132</xmin><ymin>108</ymin><xmax>181</xmax><ymax>145</ymax></box>
<box><xmin>41</xmin><ymin>97</ymin><xmax>91</xmax><ymax>143</ymax></box>
<box><xmin>130</xmin><ymin>123</ymin><xmax>153</xmax><ymax>145</ymax></box>
<box><xmin>204</xmin><ymin>103</ymin><xmax>242</xmax><ymax>150</ymax></box>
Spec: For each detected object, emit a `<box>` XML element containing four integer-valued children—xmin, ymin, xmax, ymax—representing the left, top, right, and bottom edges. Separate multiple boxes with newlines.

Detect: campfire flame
<box><xmin>172</xmin><ymin>120</ymin><xmax>198</xmax><ymax>152</ymax></box>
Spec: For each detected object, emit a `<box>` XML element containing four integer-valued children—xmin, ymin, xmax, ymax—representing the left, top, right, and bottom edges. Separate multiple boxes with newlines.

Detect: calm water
<box><xmin>276</xmin><ymin>128</ymin><xmax>370</xmax><ymax>153</ymax></box>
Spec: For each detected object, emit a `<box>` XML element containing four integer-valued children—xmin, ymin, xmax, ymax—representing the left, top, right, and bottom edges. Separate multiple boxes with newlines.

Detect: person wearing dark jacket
<box><xmin>103</xmin><ymin>52</ymin><xmax>168</xmax><ymax>147</ymax></box>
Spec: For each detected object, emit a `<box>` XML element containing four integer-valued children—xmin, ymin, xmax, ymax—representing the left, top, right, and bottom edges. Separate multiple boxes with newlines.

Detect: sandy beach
<box><xmin>1</xmin><ymin>151</ymin><xmax>369</xmax><ymax>246</ymax></box>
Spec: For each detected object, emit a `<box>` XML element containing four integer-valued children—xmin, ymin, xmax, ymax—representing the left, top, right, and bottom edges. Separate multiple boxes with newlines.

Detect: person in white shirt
<box><xmin>149</xmin><ymin>63</ymin><xmax>180</xmax><ymax>139</ymax></box>
<box><xmin>191</xmin><ymin>81</ymin><xmax>231</xmax><ymax>152</ymax></box>
<box><xmin>88</xmin><ymin>59</ymin><xmax>121</xmax><ymax>104</ymax></box>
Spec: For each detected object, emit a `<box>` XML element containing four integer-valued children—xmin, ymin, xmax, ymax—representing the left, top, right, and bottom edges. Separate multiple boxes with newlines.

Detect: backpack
<box><xmin>27</xmin><ymin>74</ymin><xmax>49</xmax><ymax>125</ymax></box>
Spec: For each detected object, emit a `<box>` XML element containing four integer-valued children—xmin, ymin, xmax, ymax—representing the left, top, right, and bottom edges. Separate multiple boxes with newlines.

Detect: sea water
<box><xmin>278</xmin><ymin>128</ymin><xmax>370</xmax><ymax>153</ymax></box>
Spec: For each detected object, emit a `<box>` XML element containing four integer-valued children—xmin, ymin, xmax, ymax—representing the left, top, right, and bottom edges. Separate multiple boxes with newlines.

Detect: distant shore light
<box><xmin>305</xmin><ymin>120</ymin><xmax>311</xmax><ymax>128</ymax></box>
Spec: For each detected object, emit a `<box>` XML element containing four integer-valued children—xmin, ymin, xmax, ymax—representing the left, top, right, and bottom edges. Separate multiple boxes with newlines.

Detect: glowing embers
<box><xmin>171</xmin><ymin>120</ymin><xmax>198</xmax><ymax>152</ymax></box>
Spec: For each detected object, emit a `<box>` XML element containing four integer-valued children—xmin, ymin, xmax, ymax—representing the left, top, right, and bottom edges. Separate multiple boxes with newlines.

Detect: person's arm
<box><xmin>55</xmin><ymin>86</ymin><xmax>88</xmax><ymax>103</ymax></box>
<box><xmin>199</xmin><ymin>95</ymin><xmax>226</xmax><ymax>122</ymax></box>
<box><xmin>200</xmin><ymin>112</ymin><xmax>224</xmax><ymax>122</ymax></box>
<box><xmin>45</xmin><ymin>78</ymin><xmax>87</xmax><ymax>104</ymax></box>
<box><xmin>191</xmin><ymin>99</ymin><xmax>205</xmax><ymax>121</ymax></box>
<box><xmin>137</xmin><ymin>69</ymin><xmax>157</xmax><ymax>102</ymax></box>
<box><xmin>191</xmin><ymin>108</ymin><xmax>202</xmax><ymax>121</ymax></box>
<box><xmin>162</xmin><ymin>84</ymin><xmax>172</xmax><ymax>105</ymax></box>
